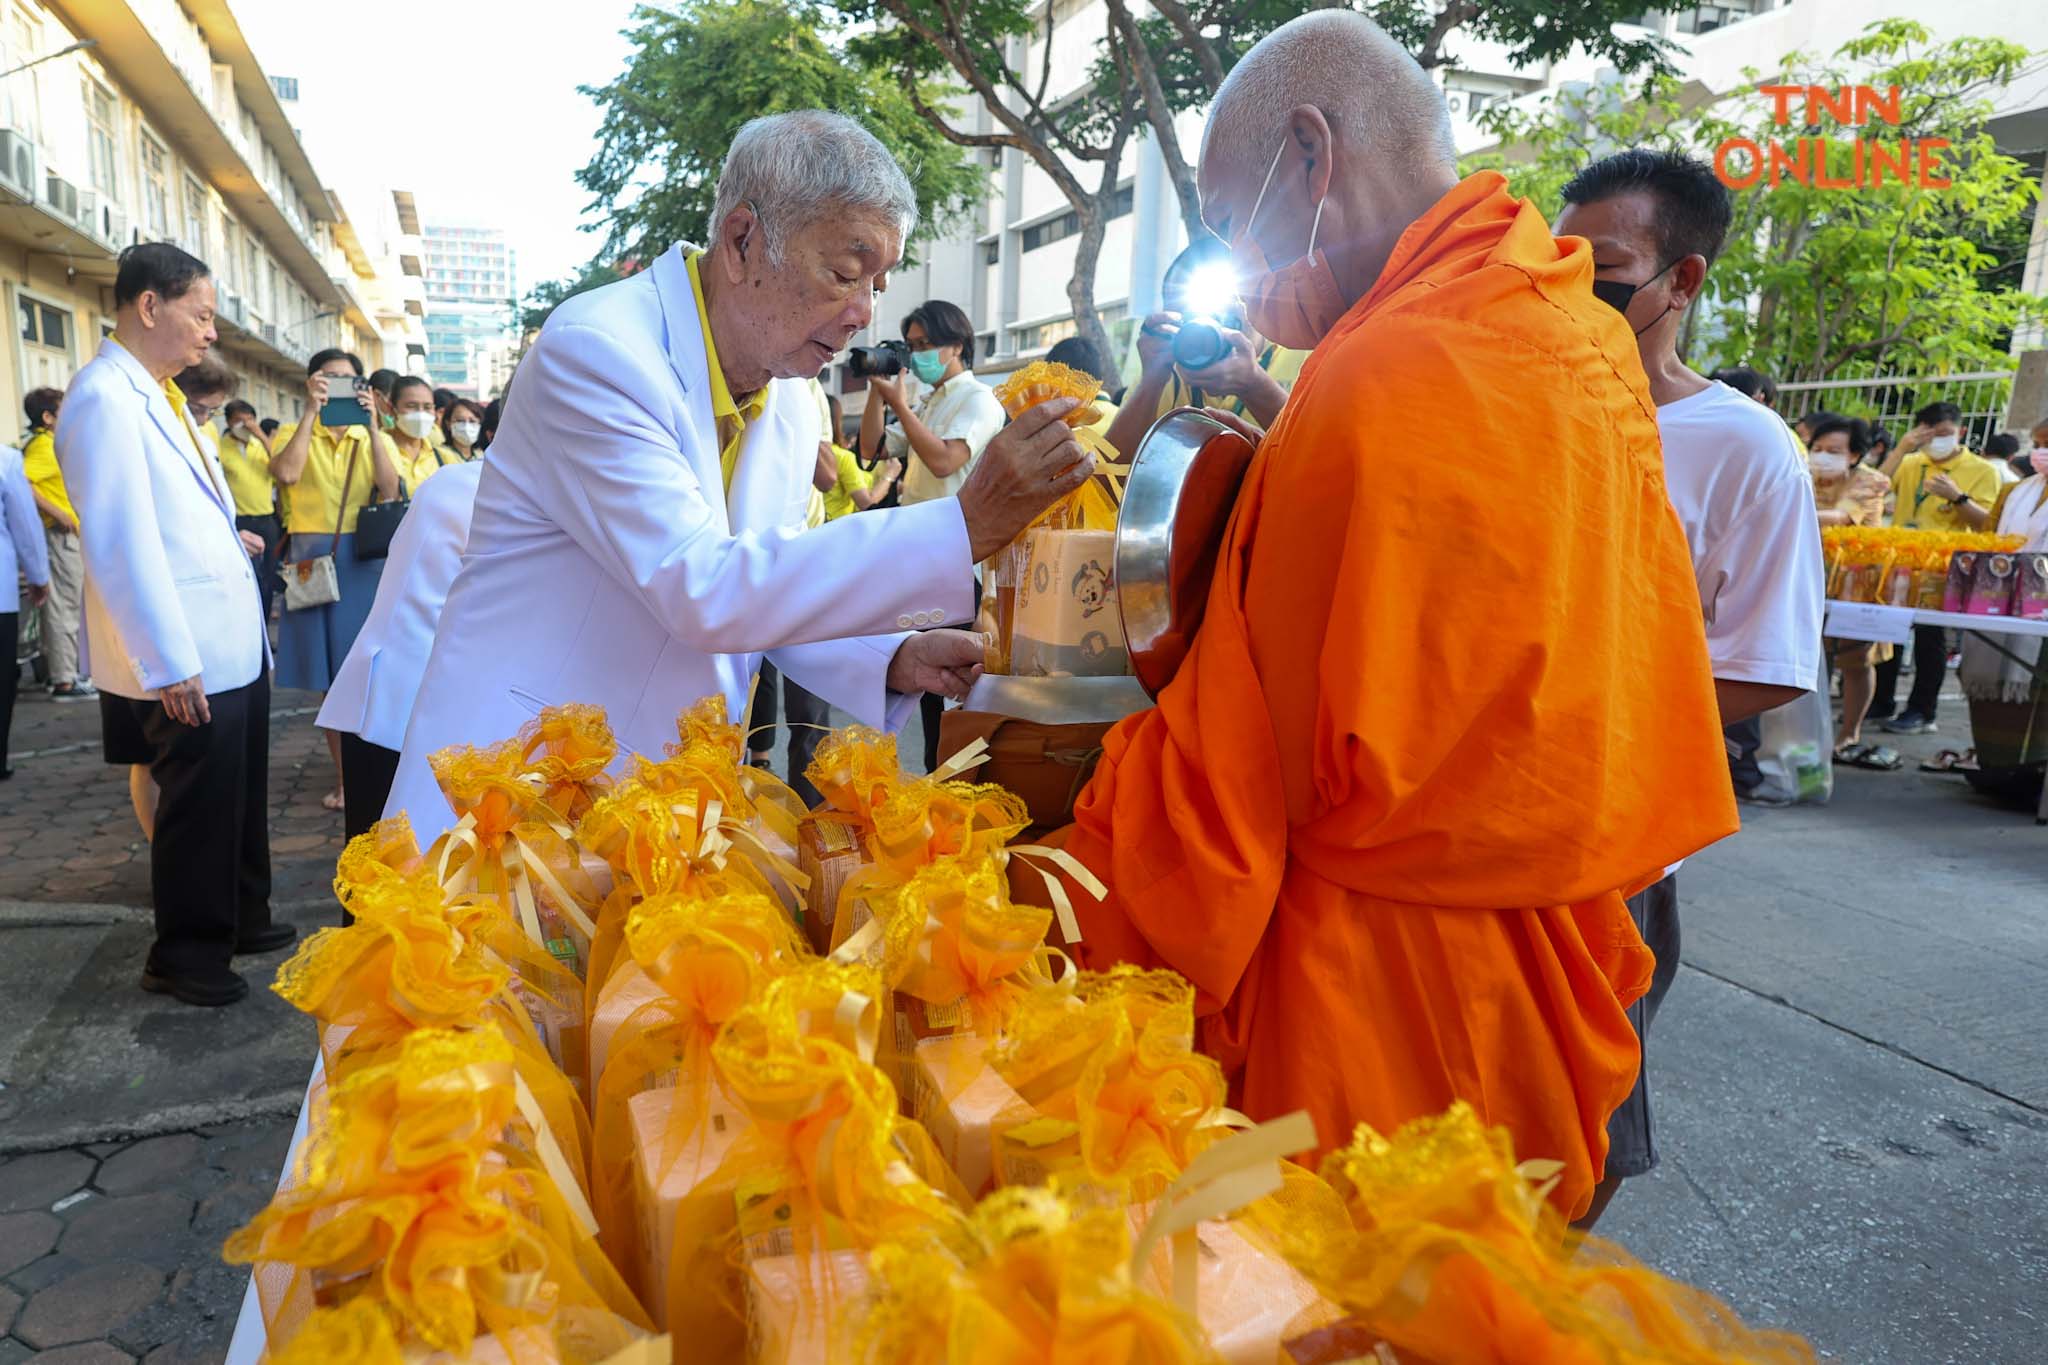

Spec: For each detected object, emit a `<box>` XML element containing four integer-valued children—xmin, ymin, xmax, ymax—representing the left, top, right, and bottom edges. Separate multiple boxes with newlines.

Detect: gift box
<box><xmin>1943</xmin><ymin>552</ymin><xmax>1979</xmax><ymax>613</ymax></box>
<box><xmin>588</xmin><ymin>958</ymin><xmax>664</xmax><ymax>1085</ymax></box>
<box><xmin>910</xmin><ymin>1032</ymin><xmax>1026</xmax><ymax>1197</ymax></box>
<box><xmin>1010</xmin><ymin>529</ymin><xmax>1130</xmax><ymax>678</ymax></box>
<box><xmin>1913</xmin><ymin>566</ymin><xmax>1950</xmax><ymax>611</ymax></box>
<box><xmin>1969</xmin><ymin>552</ymin><xmax>2020</xmax><ymax>617</ymax></box>
<box><xmin>2018</xmin><ymin>553</ymin><xmax>2048</xmax><ymax>621</ymax></box>
<box><xmin>1879</xmin><ymin>563</ymin><xmax>1916</xmax><ymax>608</ymax></box>
<box><xmin>629</xmin><ymin>1086</ymin><xmax>747</xmax><ymax>1326</ymax></box>
<box><xmin>1132</xmin><ymin>1218</ymin><xmax>1339</xmax><ymax>1365</ymax></box>
<box><xmin>745</xmin><ymin>1250</ymin><xmax>870</xmax><ymax>1364</ymax></box>
<box><xmin>796</xmin><ymin>816</ymin><xmax>866</xmax><ymax>956</ymax></box>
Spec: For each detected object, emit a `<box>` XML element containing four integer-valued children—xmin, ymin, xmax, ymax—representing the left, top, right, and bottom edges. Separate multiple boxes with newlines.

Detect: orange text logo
<box><xmin>1713</xmin><ymin>85</ymin><xmax>1949</xmax><ymax>190</ymax></box>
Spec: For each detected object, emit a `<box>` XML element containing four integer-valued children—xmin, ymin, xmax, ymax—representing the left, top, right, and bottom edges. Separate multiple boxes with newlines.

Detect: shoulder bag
<box><xmin>352</xmin><ymin>434</ymin><xmax>411</xmax><ymax>560</ymax></box>
<box><xmin>281</xmin><ymin>434</ymin><xmax>360</xmax><ymax>611</ymax></box>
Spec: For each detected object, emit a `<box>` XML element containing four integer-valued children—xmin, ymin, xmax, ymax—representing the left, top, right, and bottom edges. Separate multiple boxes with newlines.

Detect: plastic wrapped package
<box><xmin>226</xmin><ymin>1029</ymin><xmax>653</xmax><ymax>1363</ymax></box>
<box><xmin>517</xmin><ymin>703</ymin><xmax>619</xmax><ymax>827</ymax></box>
<box><xmin>1009</xmin><ymin>528</ymin><xmax>1130</xmax><ymax>678</ymax></box>
<box><xmin>1268</xmin><ymin>1102</ymin><xmax>1816</xmax><ymax>1365</ymax></box>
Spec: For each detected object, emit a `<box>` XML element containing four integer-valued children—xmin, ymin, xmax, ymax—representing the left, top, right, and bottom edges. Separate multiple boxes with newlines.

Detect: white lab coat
<box><xmin>54</xmin><ymin>338</ymin><xmax>266</xmax><ymax>699</ymax></box>
<box><xmin>383</xmin><ymin>245</ymin><xmax>974</xmax><ymax>835</ymax></box>
<box><xmin>1</xmin><ymin>446</ymin><xmax>50</xmax><ymax>612</ymax></box>
<box><xmin>317</xmin><ymin>460</ymin><xmax>483</xmax><ymax>752</ymax></box>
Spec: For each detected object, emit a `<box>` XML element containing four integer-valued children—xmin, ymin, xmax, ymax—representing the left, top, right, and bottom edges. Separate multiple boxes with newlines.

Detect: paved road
<box><xmin>0</xmin><ymin>683</ymin><xmax>2041</xmax><ymax>1362</ymax></box>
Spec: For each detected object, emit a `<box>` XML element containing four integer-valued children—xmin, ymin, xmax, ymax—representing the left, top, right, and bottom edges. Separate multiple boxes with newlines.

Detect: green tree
<box><xmin>1472</xmin><ymin>20</ymin><xmax>2045</xmax><ymax>381</ymax></box>
<box><xmin>578</xmin><ymin>0</ymin><xmax>982</xmax><ymax>264</ymax></box>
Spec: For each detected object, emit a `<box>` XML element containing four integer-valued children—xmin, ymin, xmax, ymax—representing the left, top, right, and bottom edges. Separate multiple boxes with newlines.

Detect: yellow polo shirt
<box><xmin>393</xmin><ymin>439</ymin><xmax>447</xmax><ymax>492</ymax></box>
<box><xmin>1891</xmin><ymin>450</ymin><xmax>2002</xmax><ymax>533</ymax></box>
<box><xmin>218</xmin><ymin>430</ymin><xmax>278</xmax><ymax>517</ymax></box>
<box><xmin>821</xmin><ymin>446</ymin><xmax>873</xmax><ymax>521</ymax></box>
<box><xmin>20</xmin><ymin>429</ymin><xmax>71</xmax><ymax>528</ymax></box>
<box><xmin>687</xmin><ymin>251</ymin><xmax>767</xmax><ymax>493</ymax></box>
<box><xmin>271</xmin><ymin>421</ymin><xmax>385</xmax><ymax>535</ymax></box>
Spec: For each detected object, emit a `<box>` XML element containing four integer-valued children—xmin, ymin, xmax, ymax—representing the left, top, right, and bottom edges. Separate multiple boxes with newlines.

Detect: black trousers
<box><xmin>1604</xmin><ymin>873</ymin><xmax>1680</xmax><ymax>1178</ymax></box>
<box><xmin>339</xmin><ymin>730</ymin><xmax>403</xmax><ymax>844</ymax></box>
<box><xmin>133</xmin><ymin>675</ymin><xmax>272</xmax><ymax>975</ymax></box>
<box><xmin>748</xmin><ymin>661</ymin><xmax>829</xmax><ymax>806</ymax></box>
<box><xmin>1869</xmin><ymin>626</ymin><xmax>1946</xmax><ymax>721</ymax></box>
<box><xmin>1</xmin><ymin>611</ymin><xmax>17</xmax><ymax>770</ymax></box>
<box><xmin>237</xmin><ymin>512</ymin><xmax>283</xmax><ymax>625</ymax></box>
<box><xmin>920</xmin><ymin>575</ymin><xmax>985</xmax><ymax>774</ymax></box>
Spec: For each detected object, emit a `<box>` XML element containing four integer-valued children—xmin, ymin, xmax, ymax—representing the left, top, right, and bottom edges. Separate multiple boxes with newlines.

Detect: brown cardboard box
<box><xmin>909</xmin><ymin>1032</ymin><xmax>1024</xmax><ymax>1197</ymax></box>
<box><xmin>588</xmin><ymin>959</ymin><xmax>664</xmax><ymax>1087</ymax></box>
<box><xmin>629</xmin><ymin>1087</ymin><xmax>746</xmax><ymax>1326</ymax></box>
<box><xmin>1010</xmin><ymin>529</ymin><xmax>1129</xmax><ymax>678</ymax></box>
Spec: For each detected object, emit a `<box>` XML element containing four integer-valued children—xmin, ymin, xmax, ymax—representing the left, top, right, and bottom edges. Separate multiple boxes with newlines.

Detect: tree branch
<box><xmin>1147</xmin><ymin>0</ymin><xmax>1225</xmax><ymax>95</ymax></box>
<box><xmin>1415</xmin><ymin>0</ymin><xmax>1480</xmax><ymax>71</ymax></box>
<box><xmin>1105</xmin><ymin>0</ymin><xmax>1203</xmax><ymax>236</ymax></box>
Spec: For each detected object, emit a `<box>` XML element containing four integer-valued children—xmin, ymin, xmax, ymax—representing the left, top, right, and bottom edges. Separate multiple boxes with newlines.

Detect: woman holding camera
<box><xmin>269</xmin><ymin>348</ymin><xmax>400</xmax><ymax>811</ymax></box>
<box><xmin>855</xmin><ymin>299</ymin><xmax>1006</xmax><ymax>771</ymax></box>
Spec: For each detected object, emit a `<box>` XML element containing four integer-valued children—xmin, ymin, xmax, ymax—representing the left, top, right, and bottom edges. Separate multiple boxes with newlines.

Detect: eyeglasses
<box><xmin>186</xmin><ymin>400</ymin><xmax>219</xmax><ymax>423</ymax></box>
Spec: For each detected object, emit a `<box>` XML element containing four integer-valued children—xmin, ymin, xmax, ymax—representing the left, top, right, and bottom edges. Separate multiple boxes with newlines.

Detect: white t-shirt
<box><xmin>1656</xmin><ymin>380</ymin><xmax>1824</xmax><ymax>691</ymax></box>
<box><xmin>888</xmin><ymin>370</ymin><xmax>1007</xmax><ymax>505</ymax></box>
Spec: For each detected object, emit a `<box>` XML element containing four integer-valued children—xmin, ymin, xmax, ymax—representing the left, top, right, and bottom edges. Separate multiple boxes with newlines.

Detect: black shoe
<box><xmin>0</xmin><ymin>766</ymin><xmax>12</xmax><ymax>780</ymax></box>
<box><xmin>235</xmin><ymin>922</ymin><xmax>298</xmax><ymax>955</ymax></box>
<box><xmin>141</xmin><ymin>965</ymin><xmax>249</xmax><ymax>1007</ymax></box>
<box><xmin>1882</xmin><ymin>711</ymin><xmax>1937</xmax><ymax>735</ymax></box>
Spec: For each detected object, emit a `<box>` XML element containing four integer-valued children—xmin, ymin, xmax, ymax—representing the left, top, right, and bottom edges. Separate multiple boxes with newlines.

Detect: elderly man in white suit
<box><xmin>57</xmin><ymin>243</ymin><xmax>295</xmax><ymax>1008</ymax></box>
<box><xmin>384</xmin><ymin>111</ymin><xmax>1092</xmax><ymax>832</ymax></box>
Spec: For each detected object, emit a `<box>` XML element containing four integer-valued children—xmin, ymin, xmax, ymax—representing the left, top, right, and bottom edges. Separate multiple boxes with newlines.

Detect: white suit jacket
<box><xmin>55</xmin><ymin>338</ymin><xmax>267</xmax><ymax>700</ymax></box>
<box><xmin>317</xmin><ymin>460</ymin><xmax>482</xmax><ymax>752</ymax></box>
<box><xmin>2</xmin><ymin>446</ymin><xmax>50</xmax><ymax>614</ymax></box>
<box><xmin>383</xmin><ymin>245</ymin><xmax>975</xmax><ymax>834</ymax></box>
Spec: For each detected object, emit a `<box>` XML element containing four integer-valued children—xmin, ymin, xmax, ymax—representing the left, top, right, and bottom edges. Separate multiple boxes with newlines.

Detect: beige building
<box><xmin>0</xmin><ymin>0</ymin><xmax>420</xmax><ymax>435</ymax></box>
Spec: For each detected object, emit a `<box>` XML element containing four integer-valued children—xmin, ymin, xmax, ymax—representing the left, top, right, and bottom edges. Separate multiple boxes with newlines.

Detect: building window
<box><xmin>83</xmin><ymin>80</ymin><xmax>118</xmax><ymax>196</ymax></box>
<box><xmin>6</xmin><ymin>12</ymin><xmax>45</xmax><ymax>140</ymax></box>
<box><xmin>983</xmin><ymin>239</ymin><xmax>999</xmax><ymax>267</ymax></box>
<box><xmin>270</xmin><ymin>74</ymin><xmax>297</xmax><ymax>102</ymax></box>
<box><xmin>181</xmin><ymin>175</ymin><xmax>206</xmax><ymax>254</ymax></box>
<box><xmin>139</xmin><ymin>133</ymin><xmax>170</xmax><ymax>235</ymax></box>
<box><xmin>1019</xmin><ymin>184</ymin><xmax>1135</xmax><ymax>254</ymax></box>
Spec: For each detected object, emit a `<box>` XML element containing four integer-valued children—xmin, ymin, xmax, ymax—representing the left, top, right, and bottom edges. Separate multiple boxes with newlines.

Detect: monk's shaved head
<box><xmin>1203</xmin><ymin>11</ymin><xmax>1455</xmax><ymax>182</ymax></box>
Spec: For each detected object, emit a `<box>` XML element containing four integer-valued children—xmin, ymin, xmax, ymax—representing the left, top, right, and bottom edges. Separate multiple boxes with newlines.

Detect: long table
<box><xmin>1822</xmin><ymin>600</ymin><xmax>2048</xmax><ymax>823</ymax></box>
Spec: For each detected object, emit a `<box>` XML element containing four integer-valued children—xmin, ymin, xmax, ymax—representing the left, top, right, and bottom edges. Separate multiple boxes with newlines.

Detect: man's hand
<box><xmin>1135</xmin><ymin>312</ymin><xmax>1182</xmax><ymax>374</ymax></box>
<box><xmin>25</xmin><ymin>581</ymin><xmax>48</xmax><ymax>608</ymax></box>
<box><xmin>878</xmin><ymin>456</ymin><xmax>904</xmax><ymax>484</ymax></box>
<box><xmin>1179</xmin><ymin>324</ymin><xmax>1264</xmax><ymax>396</ymax></box>
<box><xmin>238</xmin><ymin>529</ymin><xmax>266</xmax><ymax>556</ymax></box>
<box><xmin>1897</xmin><ymin>423</ymin><xmax>1931</xmax><ymax>454</ymax></box>
<box><xmin>1202</xmin><ymin>407</ymin><xmax>1265</xmax><ymax>452</ymax></box>
<box><xmin>52</xmin><ymin>510</ymin><xmax>78</xmax><ymax>535</ymax></box>
<box><xmin>1926</xmin><ymin>471</ymin><xmax>1962</xmax><ymax>501</ymax></box>
<box><xmin>957</xmin><ymin>398</ymin><xmax>1094</xmax><ymax>561</ymax></box>
<box><xmin>867</xmin><ymin>373</ymin><xmax>907</xmax><ymax>411</ymax></box>
<box><xmin>160</xmin><ymin>675</ymin><xmax>211</xmax><ymax>727</ymax></box>
<box><xmin>887</xmin><ymin>629</ymin><xmax>985</xmax><ymax>702</ymax></box>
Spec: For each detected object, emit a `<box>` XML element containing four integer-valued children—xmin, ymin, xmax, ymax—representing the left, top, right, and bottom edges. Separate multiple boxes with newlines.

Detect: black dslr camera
<box><xmin>847</xmin><ymin>340</ymin><xmax>914</xmax><ymax>378</ymax></box>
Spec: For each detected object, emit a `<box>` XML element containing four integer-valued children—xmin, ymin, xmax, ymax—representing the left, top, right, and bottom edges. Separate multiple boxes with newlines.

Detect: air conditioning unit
<box><xmin>76</xmin><ymin>191</ymin><xmax>126</xmax><ymax>248</ymax></box>
<box><xmin>0</xmin><ymin>130</ymin><xmax>38</xmax><ymax>201</ymax></box>
<box><xmin>222</xmin><ymin>292</ymin><xmax>245</xmax><ymax>325</ymax></box>
<box><xmin>41</xmin><ymin>171</ymin><xmax>79</xmax><ymax>224</ymax></box>
<box><xmin>260</xmin><ymin>322</ymin><xmax>278</xmax><ymax>345</ymax></box>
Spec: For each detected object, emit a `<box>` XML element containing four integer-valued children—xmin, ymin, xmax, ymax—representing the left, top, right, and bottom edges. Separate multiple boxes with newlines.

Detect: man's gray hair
<box><xmin>708</xmin><ymin>111</ymin><xmax>919</xmax><ymax>264</ymax></box>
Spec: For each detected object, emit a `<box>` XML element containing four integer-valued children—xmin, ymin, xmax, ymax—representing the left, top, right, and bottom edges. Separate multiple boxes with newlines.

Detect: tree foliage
<box><xmin>519</xmin><ymin>258</ymin><xmax>627</xmax><ymax>335</ymax></box>
<box><xmin>1471</xmin><ymin>20</ymin><xmax>2045</xmax><ymax>381</ymax></box>
<box><xmin>526</xmin><ymin>0</ymin><xmax>984</xmax><ymax>329</ymax></box>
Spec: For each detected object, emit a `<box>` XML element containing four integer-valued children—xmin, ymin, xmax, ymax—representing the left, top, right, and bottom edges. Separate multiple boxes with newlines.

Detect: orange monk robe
<box><xmin>1058</xmin><ymin>172</ymin><xmax>1737</xmax><ymax>1218</ymax></box>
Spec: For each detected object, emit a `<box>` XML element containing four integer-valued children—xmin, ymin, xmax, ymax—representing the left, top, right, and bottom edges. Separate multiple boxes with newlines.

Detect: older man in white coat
<box><xmin>384</xmin><ymin>111</ymin><xmax>1092</xmax><ymax>832</ymax></box>
<box><xmin>58</xmin><ymin>243</ymin><xmax>294</xmax><ymax>1007</ymax></box>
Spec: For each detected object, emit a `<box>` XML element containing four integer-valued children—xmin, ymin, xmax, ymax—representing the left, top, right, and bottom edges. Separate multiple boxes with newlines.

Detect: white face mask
<box><xmin>1810</xmin><ymin>451</ymin><xmax>1849</xmax><ymax>476</ymax></box>
<box><xmin>398</xmin><ymin>411</ymin><xmax>437</xmax><ymax>440</ymax></box>
<box><xmin>1927</xmin><ymin>434</ymin><xmax>1960</xmax><ymax>458</ymax></box>
<box><xmin>452</xmin><ymin>420</ymin><xmax>482</xmax><ymax>445</ymax></box>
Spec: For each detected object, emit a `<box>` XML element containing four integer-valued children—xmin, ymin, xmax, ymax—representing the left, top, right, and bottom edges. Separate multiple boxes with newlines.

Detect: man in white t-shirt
<box><xmin>1556</xmin><ymin>149</ymin><xmax>1823</xmax><ymax>1223</ymax></box>
<box><xmin>857</xmin><ymin>298</ymin><xmax>1008</xmax><ymax>769</ymax></box>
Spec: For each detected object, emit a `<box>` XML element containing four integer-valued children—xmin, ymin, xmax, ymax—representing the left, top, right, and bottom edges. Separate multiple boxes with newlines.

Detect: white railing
<box><xmin>1774</xmin><ymin>369</ymin><xmax>2017</xmax><ymax>448</ymax></box>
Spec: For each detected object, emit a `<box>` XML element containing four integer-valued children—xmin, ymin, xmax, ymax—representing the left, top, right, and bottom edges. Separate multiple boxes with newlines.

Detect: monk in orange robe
<box><xmin>1055</xmin><ymin>12</ymin><xmax>1737</xmax><ymax>1218</ymax></box>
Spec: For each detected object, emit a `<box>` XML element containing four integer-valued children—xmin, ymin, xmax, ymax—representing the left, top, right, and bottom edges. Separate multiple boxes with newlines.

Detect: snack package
<box><xmin>1944</xmin><ymin>551</ymin><xmax>1979</xmax><ymax>613</ymax></box>
<box><xmin>1835</xmin><ymin>550</ymin><xmax>1892</xmax><ymax>605</ymax></box>
<box><xmin>2017</xmin><ymin>552</ymin><xmax>2048</xmax><ymax>621</ymax></box>
<box><xmin>910</xmin><ymin>1032</ymin><xmax>1027</xmax><ymax>1197</ymax></box>
<box><xmin>1880</xmin><ymin>562</ymin><xmax>1916</xmax><ymax>608</ymax></box>
<box><xmin>744</xmin><ymin>1249</ymin><xmax>871</xmax><ymax>1365</ymax></box>
<box><xmin>628</xmin><ymin>1086</ymin><xmax>748</xmax><ymax>1324</ymax></box>
<box><xmin>796</xmin><ymin>726</ymin><xmax>910</xmax><ymax>951</ymax></box>
<box><xmin>1970</xmin><ymin>551</ymin><xmax>2020</xmax><ymax>616</ymax></box>
<box><xmin>1010</xmin><ymin>528</ymin><xmax>1131</xmax><ymax>677</ymax></box>
<box><xmin>796</xmin><ymin>815</ymin><xmax>865</xmax><ymax>954</ymax></box>
<box><xmin>1132</xmin><ymin>1216</ymin><xmax>1339</xmax><ymax>1365</ymax></box>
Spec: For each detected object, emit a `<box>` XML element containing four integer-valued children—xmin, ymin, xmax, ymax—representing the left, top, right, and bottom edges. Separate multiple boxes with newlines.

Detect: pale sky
<box><xmin>234</xmin><ymin>0</ymin><xmax>642</xmax><ymax>294</ymax></box>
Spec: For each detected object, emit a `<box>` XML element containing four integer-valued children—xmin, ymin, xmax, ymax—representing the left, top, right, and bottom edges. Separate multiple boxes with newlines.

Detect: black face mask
<box><xmin>1591</xmin><ymin>259</ymin><xmax>1677</xmax><ymax>335</ymax></box>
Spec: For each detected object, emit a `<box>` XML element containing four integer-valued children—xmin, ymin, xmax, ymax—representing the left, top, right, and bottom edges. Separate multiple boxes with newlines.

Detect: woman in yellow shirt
<box><xmin>390</xmin><ymin>375</ymin><xmax>452</xmax><ymax>490</ymax></box>
<box><xmin>269</xmin><ymin>348</ymin><xmax>400</xmax><ymax>810</ymax></box>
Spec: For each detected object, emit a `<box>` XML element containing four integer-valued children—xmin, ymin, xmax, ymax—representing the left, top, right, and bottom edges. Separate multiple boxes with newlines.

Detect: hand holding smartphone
<box><xmin>318</xmin><ymin>377</ymin><xmax>369</xmax><ymax>430</ymax></box>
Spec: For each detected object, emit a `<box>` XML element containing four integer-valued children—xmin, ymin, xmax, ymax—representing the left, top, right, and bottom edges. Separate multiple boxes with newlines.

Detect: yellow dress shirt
<box><xmin>271</xmin><ymin>421</ymin><xmax>384</xmax><ymax>535</ymax></box>
<box><xmin>218</xmin><ymin>430</ymin><xmax>279</xmax><ymax>517</ymax></box>
<box><xmin>20</xmin><ymin>428</ymin><xmax>72</xmax><ymax>528</ymax></box>
<box><xmin>821</xmin><ymin>446</ymin><xmax>873</xmax><ymax>522</ymax></box>
<box><xmin>687</xmin><ymin>251</ymin><xmax>768</xmax><ymax>493</ymax></box>
<box><xmin>1891</xmin><ymin>451</ymin><xmax>2002</xmax><ymax>533</ymax></box>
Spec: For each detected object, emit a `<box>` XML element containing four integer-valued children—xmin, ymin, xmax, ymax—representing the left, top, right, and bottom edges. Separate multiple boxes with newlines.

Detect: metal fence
<box><xmin>1773</xmin><ymin>370</ymin><xmax>2016</xmax><ymax>449</ymax></box>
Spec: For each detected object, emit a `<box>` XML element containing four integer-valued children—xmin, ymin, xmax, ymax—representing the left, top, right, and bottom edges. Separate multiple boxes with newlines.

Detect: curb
<box><xmin>0</xmin><ymin>1086</ymin><xmax>308</xmax><ymax>1156</ymax></box>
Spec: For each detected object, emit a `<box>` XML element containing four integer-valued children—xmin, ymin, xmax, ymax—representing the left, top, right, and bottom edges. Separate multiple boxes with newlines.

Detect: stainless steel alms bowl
<box><xmin>1115</xmin><ymin>407</ymin><xmax>1259</xmax><ymax>699</ymax></box>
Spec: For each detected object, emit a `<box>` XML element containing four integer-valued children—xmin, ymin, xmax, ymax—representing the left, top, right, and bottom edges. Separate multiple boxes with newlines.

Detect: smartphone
<box><xmin>318</xmin><ymin>380</ymin><xmax>367</xmax><ymax>430</ymax></box>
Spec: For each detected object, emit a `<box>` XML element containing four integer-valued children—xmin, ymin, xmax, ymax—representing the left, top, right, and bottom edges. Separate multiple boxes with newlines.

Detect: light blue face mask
<box><xmin>910</xmin><ymin>348</ymin><xmax>949</xmax><ymax>384</ymax></box>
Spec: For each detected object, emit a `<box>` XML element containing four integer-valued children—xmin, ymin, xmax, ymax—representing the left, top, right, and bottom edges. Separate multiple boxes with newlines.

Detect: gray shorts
<box><xmin>1604</xmin><ymin>873</ymin><xmax>1680</xmax><ymax>1178</ymax></box>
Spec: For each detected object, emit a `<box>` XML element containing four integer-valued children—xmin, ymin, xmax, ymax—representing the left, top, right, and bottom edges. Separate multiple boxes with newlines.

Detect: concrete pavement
<box><xmin>0</xmin><ymin>681</ymin><xmax>2042</xmax><ymax>1361</ymax></box>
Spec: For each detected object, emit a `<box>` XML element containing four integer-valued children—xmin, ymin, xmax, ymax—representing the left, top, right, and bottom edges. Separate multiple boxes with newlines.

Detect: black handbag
<box><xmin>353</xmin><ymin>481</ymin><xmax>409</xmax><ymax>560</ymax></box>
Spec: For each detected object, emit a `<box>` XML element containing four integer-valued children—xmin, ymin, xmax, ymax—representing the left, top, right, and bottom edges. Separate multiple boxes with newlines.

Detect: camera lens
<box><xmin>1172</xmin><ymin>320</ymin><xmax>1229</xmax><ymax>372</ymax></box>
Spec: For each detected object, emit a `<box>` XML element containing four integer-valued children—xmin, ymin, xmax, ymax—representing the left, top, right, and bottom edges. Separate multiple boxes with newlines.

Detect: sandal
<box><xmin>1918</xmin><ymin>748</ymin><xmax>1977</xmax><ymax>774</ymax></box>
<box><xmin>1836</xmin><ymin>742</ymin><xmax>1903</xmax><ymax>771</ymax></box>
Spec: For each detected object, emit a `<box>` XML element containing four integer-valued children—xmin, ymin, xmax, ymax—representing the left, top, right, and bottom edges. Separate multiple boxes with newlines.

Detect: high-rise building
<box><xmin>422</xmin><ymin>223</ymin><xmax>516</xmax><ymax>398</ymax></box>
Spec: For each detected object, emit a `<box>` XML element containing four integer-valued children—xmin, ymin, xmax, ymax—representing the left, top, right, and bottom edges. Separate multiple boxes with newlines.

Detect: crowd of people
<box><xmin>3</xmin><ymin>16</ymin><xmax>2045</xmax><ymax>1269</ymax></box>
